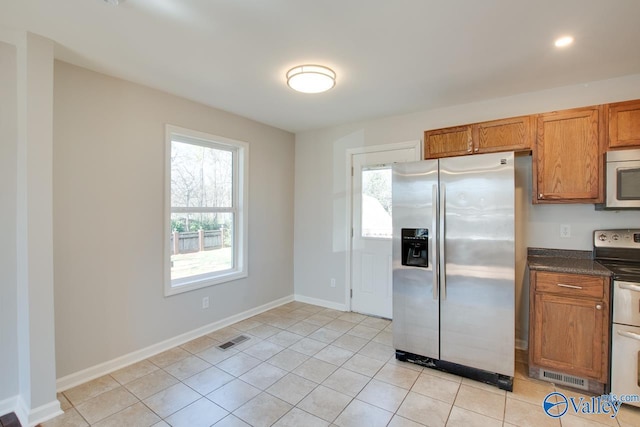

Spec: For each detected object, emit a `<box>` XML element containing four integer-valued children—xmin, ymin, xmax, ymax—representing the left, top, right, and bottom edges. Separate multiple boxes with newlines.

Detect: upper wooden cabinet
<box><xmin>424</xmin><ymin>125</ymin><xmax>472</xmax><ymax>158</ymax></box>
<box><xmin>533</xmin><ymin>106</ymin><xmax>604</xmax><ymax>204</ymax></box>
<box><xmin>607</xmin><ymin>99</ymin><xmax>640</xmax><ymax>149</ymax></box>
<box><xmin>473</xmin><ymin>116</ymin><xmax>534</xmax><ymax>154</ymax></box>
<box><xmin>424</xmin><ymin>115</ymin><xmax>532</xmax><ymax>159</ymax></box>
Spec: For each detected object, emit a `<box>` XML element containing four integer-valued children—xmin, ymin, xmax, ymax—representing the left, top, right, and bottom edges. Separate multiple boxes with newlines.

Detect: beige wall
<box><xmin>293</xmin><ymin>73</ymin><xmax>640</xmax><ymax>348</ymax></box>
<box><xmin>53</xmin><ymin>61</ymin><xmax>295</xmax><ymax>377</ymax></box>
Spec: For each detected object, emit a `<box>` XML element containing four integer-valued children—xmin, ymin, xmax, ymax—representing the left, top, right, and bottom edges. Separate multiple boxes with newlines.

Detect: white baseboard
<box><xmin>515</xmin><ymin>339</ymin><xmax>528</xmax><ymax>351</ymax></box>
<box><xmin>56</xmin><ymin>294</ymin><xmax>294</xmax><ymax>392</ymax></box>
<box><xmin>294</xmin><ymin>294</ymin><xmax>348</xmax><ymax>312</ymax></box>
<box><xmin>2</xmin><ymin>393</ymin><xmax>62</xmax><ymax>427</ymax></box>
<box><xmin>1</xmin><ymin>393</ymin><xmax>62</xmax><ymax>427</ymax></box>
<box><xmin>0</xmin><ymin>396</ymin><xmax>17</xmax><ymax>420</ymax></box>
<box><xmin>14</xmin><ymin>396</ymin><xmax>27</xmax><ymax>427</ymax></box>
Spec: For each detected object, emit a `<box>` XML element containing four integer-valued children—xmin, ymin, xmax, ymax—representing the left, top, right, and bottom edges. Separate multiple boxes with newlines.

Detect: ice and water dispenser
<box><xmin>401</xmin><ymin>228</ymin><xmax>429</xmax><ymax>267</ymax></box>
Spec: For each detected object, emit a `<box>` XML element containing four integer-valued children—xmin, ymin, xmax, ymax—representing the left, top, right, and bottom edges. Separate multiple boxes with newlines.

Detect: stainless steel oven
<box><xmin>605</xmin><ymin>149</ymin><xmax>640</xmax><ymax>209</ymax></box>
<box><xmin>594</xmin><ymin>229</ymin><xmax>640</xmax><ymax>407</ymax></box>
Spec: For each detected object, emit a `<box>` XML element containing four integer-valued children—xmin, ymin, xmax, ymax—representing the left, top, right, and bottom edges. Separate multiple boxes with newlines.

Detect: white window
<box><xmin>165</xmin><ymin>125</ymin><xmax>248</xmax><ymax>296</ymax></box>
<box><xmin>361</xmin><ymin>166</ymin><xmax>392</xmax><ymax>239</ymax></box>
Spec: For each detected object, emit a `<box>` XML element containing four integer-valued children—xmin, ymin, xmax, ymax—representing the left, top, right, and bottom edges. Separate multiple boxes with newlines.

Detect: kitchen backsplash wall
<box><xmin>518</xmin><ymin>155</ymin><xmax>639</xmax><ymax>250</ymax></box>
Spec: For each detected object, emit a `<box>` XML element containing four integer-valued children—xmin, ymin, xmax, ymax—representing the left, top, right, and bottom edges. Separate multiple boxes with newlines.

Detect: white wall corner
<box><xmin>16</xmin><ymin>31</ymin><xmax>58</xmax><ymax>411</ymax></box>
<box><xmin>17</xmin><ymin>396</ymin><xmax>62</xmax><ymax>427</ymax></box>
<box><xmin>294</xmin><ymin>294</ymin><xmax>348</xmax><ymax>312</ymax></box>
<box><xmin>56</xmin><ymin>294</ymin><xmax>294</xmax><ymax>392</ymax></box>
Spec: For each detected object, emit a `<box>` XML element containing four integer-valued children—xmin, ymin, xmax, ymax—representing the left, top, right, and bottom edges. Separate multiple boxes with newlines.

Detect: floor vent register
<box><xmin>218</xmin><ymin>335</ymin><xmax>250</xmax><ymax>350</ymax></box>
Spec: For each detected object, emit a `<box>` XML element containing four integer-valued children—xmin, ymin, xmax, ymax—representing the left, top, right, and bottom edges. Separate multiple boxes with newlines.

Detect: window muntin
<box><xmin>165</xmin><ymin>126</ymin><xmax>247</xmax><ymax>295</ymax></box>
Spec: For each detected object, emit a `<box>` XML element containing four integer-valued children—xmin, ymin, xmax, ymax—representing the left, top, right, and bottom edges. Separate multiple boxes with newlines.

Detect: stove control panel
<box><xmin>594</xmin><ymin>229</ymin><xmax>640</xmax><ymax>248</ymax></box>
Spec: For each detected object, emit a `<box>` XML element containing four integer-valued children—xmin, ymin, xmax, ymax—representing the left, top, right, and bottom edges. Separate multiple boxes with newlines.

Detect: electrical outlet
<box><xmin>330</xmin><ymin>278</ymin><xmax>336</xmax><ymax>288</ymax></box>
<box><xmin>202</xmin><ymin>296</ymin><xmax>209</xmax><ymax>309</ymax></box>
<box><xmin>560</xmin><ymin>224</ymin><xmax>571</xmax><ymax>238</ymax></box>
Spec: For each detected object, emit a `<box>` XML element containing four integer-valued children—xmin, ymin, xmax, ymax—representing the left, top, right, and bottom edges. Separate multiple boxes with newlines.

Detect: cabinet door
<box><xmin>531</xmin><ymin>293</ymin><xmax>606</xmax><ymax>382</ymax></box>
<box><xmin>473</xmin><ymin>116</ymin><xmax>533</xmax><ymax>154</ymax></box>
<box><xmin>424</xmin><ymin>126</ymin><xmax>472</xmax><ymax>159</ymax></box>
<box><xmin>608</xmin><ymin>100</ymin><xmax>640</xmax><ymax>149</ymax></box>
<box><xmin>533</xmin><ymin>107</ymin><xmax>603</xmax><ymax>203</ymax></box>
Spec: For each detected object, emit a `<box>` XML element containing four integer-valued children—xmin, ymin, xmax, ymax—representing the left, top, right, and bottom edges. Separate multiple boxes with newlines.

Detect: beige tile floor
<box><xmin>42</xmin><ymin>301</ymin><xmax>640</xmax><ymax>427</ymax></box>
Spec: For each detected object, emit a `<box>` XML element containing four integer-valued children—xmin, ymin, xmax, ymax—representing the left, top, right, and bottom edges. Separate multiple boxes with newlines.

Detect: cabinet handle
<box><xmin>474</xmin><ymin>147</ymin><xmax>479</xmax><ymax>152</ymax></box>
<box><xmin>539</xmin><ymin>193</ymin><xmax>544</xmax><ymax>199</ymax></box>
<box><xmin>596</xmin><ymin>304</ymin><xmax>602</xmax><ymax>310</ymax></box>
<box><xmin>557</xmin><ymin>283</ymin><xmax>583</xmax><ymax>290</ymax></box>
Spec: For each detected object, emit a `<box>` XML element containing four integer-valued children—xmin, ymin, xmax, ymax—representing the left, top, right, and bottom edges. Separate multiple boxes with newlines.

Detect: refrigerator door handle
<box><xmin>432</xmin><ymin>184</ymin><xmax>438</xmax><ymax>301</ymax></box>
<box><xmin>440</xmin><ymin>183</ymin><xmax>446</xmax><ymax>300</ymax></box>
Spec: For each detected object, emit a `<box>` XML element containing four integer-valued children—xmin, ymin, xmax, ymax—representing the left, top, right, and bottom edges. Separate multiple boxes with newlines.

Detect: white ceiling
<box><xmin>2</xmin><ymin>0</ymin><xmax>640</xmax><ymax>132</ymax></box>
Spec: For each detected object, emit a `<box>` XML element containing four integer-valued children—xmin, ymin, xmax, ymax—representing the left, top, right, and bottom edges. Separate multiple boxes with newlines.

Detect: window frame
<box><xmin>164</xmin><ymin>125</ymin><xmax>249</xmax><ymax>296</ymax></box>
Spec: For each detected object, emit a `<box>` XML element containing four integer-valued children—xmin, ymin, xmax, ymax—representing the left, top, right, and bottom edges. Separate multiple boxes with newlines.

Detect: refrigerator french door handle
<box><xmin>432</xmin><ymin>184</ymin><xmax>438</xmax><ymax>301</ymax></box>
<box><xmin>440</xmin><ymin>183</ymin><xmax>446</xmax><ymax>300</ymax></box>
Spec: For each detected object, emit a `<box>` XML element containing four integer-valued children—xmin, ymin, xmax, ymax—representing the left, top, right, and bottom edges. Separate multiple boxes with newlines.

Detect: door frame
<box><xmin>345</xmin><ymin>140</ymin><xmax>422</xmax><ymax>313</ymax></box>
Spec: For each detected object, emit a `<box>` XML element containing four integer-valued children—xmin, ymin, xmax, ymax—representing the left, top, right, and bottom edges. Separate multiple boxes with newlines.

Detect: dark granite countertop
<box><xmin>527</xmin><ymin>248</ymin><xmax>612</xmax><ymax>277</ymax></box>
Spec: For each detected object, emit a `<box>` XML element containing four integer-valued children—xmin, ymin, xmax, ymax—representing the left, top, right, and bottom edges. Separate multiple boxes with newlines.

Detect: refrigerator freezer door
<box><xmin>392</xmin><ymin>160</ymin><xmax>439</xmax><ymax>359</ymax></box>
<box><xmin>439</xmin><ymin>152</ymin><xmax>515</xmax><ymax>377</ymax></box>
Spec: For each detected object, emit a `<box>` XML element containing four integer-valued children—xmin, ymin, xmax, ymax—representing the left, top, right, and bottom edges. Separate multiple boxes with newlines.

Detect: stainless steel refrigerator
<box><xmin>392</xmin><ymin>151</ymin><xmax>515</xmax><ymax>390</ymax></box>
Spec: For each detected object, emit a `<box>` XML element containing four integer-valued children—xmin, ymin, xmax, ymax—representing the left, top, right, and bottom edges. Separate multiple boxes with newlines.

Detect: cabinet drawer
<box><xmin>534</xmin><ymin>271</ymin><xmax>605</xmax><ymax>299</ymax></box>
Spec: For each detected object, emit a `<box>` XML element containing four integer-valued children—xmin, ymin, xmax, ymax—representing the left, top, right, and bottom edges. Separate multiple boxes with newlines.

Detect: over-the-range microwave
<box><xmin>602</xmin><ymin>148</ymin><xmax>640</xmax><ymax>209</ymax></box>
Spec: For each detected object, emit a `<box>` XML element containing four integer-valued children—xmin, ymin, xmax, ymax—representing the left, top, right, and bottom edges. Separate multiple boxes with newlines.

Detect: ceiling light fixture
<box><xmin>554</xmin><ymin>36</ymin><xmax>574</xmax><ymax>48</ymax></box>
<box><xmin>286</xmin><ymin>65</ymin><xmax>336</xmax><ymax>94</ymax></box>
<box><xmin>103</xmin><ymin>0</ymin><xmax>124</xmax><ymax>5</ymax></box>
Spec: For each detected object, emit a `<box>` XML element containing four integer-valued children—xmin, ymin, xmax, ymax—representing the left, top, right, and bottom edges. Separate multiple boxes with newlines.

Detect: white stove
<box><xmin>594</xmin><ymin>229</ymin><xmax>640</xmax><ymax>406</ymax></box>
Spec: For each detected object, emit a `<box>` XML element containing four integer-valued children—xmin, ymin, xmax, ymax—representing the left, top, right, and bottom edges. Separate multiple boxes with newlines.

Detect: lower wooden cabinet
<box><xmin>529</xmin><ymin>270</ymin><xmax>609</xmax><ymax>385</ymax></box>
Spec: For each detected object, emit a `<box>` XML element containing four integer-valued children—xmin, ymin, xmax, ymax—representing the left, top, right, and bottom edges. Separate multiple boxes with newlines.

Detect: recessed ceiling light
<box><xmin>554</xmin><ymin>36</ymin><xmax>574</xmax><ymax>48</ymax></box>
<box><xmin>286</xmin><ymin>65</ymin><xmax>336</xmax><ymax>94</ymax></box>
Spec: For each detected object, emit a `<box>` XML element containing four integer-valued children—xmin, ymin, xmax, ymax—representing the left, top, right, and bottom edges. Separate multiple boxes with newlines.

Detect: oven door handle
<box><xmin>619</xmin><ymin>282</ymin><xmax>640</xmax><ymax>293</ymax></box>
<box><xmin>618</xmin><ymin>330</ymin><xmax>640</xmax><ymax>342</ymax></box>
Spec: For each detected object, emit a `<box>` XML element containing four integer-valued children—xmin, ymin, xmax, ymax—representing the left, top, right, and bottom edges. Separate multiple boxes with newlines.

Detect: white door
<box><xmin>351</xmin><ymin>147</ymin><xmax>418</xmax><ymax>318</ymax></box>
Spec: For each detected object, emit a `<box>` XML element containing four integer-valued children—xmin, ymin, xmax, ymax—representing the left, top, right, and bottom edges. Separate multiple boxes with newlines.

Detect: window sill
<box><xmin>164</xmin><ymin>270</ymin><xmax>248</xmax><ymax>296</ymax></box>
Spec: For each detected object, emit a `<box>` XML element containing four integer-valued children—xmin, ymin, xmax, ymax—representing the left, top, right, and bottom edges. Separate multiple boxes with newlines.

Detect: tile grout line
<box><xmin>48</xmin><ymin>303</ymin><xmax>576</xmax><ymax>427</ymax></box>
